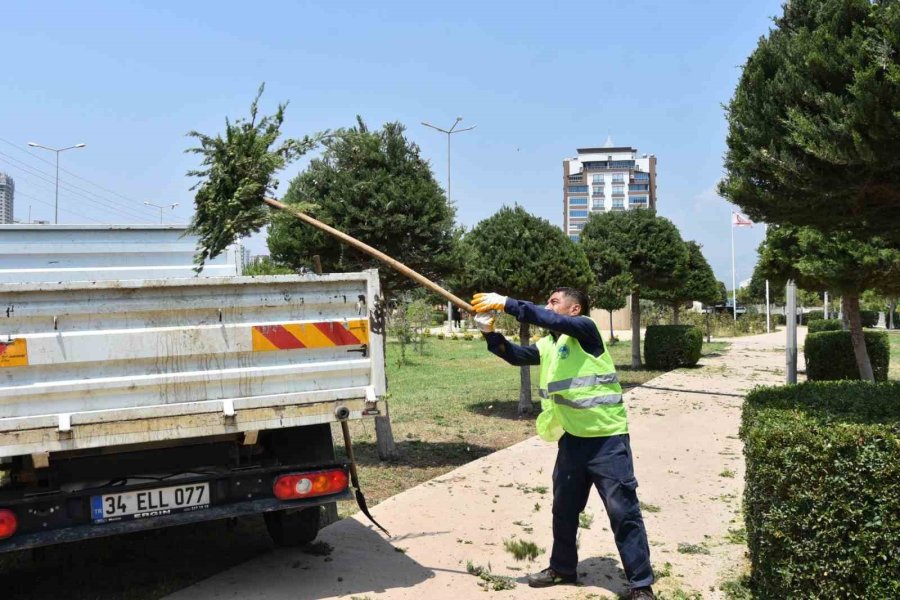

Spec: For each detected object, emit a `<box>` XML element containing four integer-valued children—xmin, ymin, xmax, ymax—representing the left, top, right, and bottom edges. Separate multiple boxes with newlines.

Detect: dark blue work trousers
<box><xmin>550</xmin><ymin>432</ymin><xmax>654</xmax><ymax>588</ymax></box>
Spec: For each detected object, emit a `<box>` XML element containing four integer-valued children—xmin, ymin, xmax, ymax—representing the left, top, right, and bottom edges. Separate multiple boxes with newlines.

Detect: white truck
<box><xmin>0</xmin><ymin>224</ymin><xmax>243</xmax><ymax>283</ymax></box>
<box><xmin>0</xmin><ymin>227</ymin><xmax>385</xmax><ymax>552</ymax></box>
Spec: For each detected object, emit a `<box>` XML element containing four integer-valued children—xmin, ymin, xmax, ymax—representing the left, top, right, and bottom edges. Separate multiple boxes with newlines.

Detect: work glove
<box><xmin>474</xmin><ymin>311</ymin><xmax>497</xmax><ymax>333</ymax></box>
<box><xmin>472</xmin><ymin>292</ymin><xmax>508</xmax><ymax>313</ymax></box>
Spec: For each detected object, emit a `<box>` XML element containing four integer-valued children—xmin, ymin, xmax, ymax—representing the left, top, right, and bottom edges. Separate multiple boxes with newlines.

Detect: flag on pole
<box><xmin>732</xmin><ymin>211</ymin><xmax>753</xmax><ymax>228</ymax></box>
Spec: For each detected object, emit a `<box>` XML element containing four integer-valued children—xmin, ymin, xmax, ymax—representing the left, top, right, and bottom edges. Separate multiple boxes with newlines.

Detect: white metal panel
<box><xmin>0</xmin><ymin>272</ymin><xmax>386</xmax><ymax>457</ymax></box>
<box><xmin>0</xmin><ymin>225</ymin><xmax>240</xmax><ymax>283</ymax></box>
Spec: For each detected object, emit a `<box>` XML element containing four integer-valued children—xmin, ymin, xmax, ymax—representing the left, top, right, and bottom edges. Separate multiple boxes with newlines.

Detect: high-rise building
<box><xmin>562</xmin><ymin>139</ymin><xmax>656</xmax><ymax>240</ymax></box>
<box><xmin>0</xmin><ymin>173</ymin><xmax>13</xmax><ymax>224</ymax></box>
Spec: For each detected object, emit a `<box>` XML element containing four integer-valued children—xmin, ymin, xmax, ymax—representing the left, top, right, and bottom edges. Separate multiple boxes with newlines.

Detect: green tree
<box><xmin>267</xmin><ymin>116</ymin><xmax>460</xmax><ymax>298</ymax></box>
<box><xmin>243</xmin><ymin>256</ymin><xmax>294</xmax><ymax>276</ymax></box>
<box><xmin>592</xmin><ymin>272</ymin><xmax>631</xmax><ymax>340</ymax></box>
<box><xmin>757</xmin><ymin>225</ymin><xmax>900</xmax><ymax>381</ymax></box>
<box><xmin>457</xmin><ymin>206</ymin><xmax>593</xmax><ymax>416</ymax></box>
<box><xmin>185</xmin><ymin>84</ymin><xmax>320</xmax><ymax>270</ymax></box>
<box><xmin>580</xmin><ymin>209</ymin><xmax>689</xmax><ymax>368</ymax></box>
<box><xmin>719</xmin><ymin>0</ymin><xmax>900</xmax><ymax>242</ymax></box>
<box><xmin>644</xmin><ymin>241</ymin><xmax>719</xmax><ymax>324</ymax></box>
<box><xmin>716</xmin><ymin>281</ymin><xmax>728</xmax><ymax>305</ymax></box>
<box><xmin>268</xmin><ymin>117</ymin><xmax>459</xmax><ymax>459</ymax></box>
<box><xmin>737</xmin><ymin>262</ymin><xmax>787</xmax><ymax>307</ymax></box>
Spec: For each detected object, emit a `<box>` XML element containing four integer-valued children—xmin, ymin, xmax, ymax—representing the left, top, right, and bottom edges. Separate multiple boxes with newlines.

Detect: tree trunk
<box><xmin>631</xmin><ymin>292</ymin><xmax>642</xmax><ymax>369</ymax></box>
<box><xmin>844</xmin><ymin>293</ymin><xmax>875</xmax><ymax>382</ymax></box>
<box><xmin>375</xmin><ymin>410</ymin><xmax>399</xmax><ymax>460</ymax></box>
<box><xmin>376</xmin><ymin>309</ymin><xmax>399</xmax><ymax>460</ymax></box>
<box><xmin>841</xmin><ymin>297</ymin><xmax>850</xmax><ymax>331</ymax></box>
<box><xmin>517</xmin><ymin>320</ymin><xmax>534</xmax><ymax>416</ymax></box>
<box><xmin>889</xmin><ymin>298</ymin><xmax>896</xmax><ymax>330</ymax></box>
<box><xmin>608</xmin><ymin>310</ymin><xmax>615</xmax><ymax>340</ymax></box>
<box><xmin>672</xmin><ymin>304</ymin><xmax>680</xmax><ymax>325</ymax></box>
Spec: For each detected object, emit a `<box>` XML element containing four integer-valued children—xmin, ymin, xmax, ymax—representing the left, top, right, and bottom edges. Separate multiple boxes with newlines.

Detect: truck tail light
<box><xmin>0</xmin><ymin>509</ymin><xmax>17</xmax><ymax>540</ymax></box>
<box><xmin>273</xmin><ymin>469</ymin><xmax>349</xmax><ymax>501</ymax></box>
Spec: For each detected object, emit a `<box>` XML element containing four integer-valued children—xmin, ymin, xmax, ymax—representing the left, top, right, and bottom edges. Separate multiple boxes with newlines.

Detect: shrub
<box><xmin>741</xmin><ymin>382</ymin><xmax>900</xmax><ymax>599</ymax></box>
<box><xmin>804</xmin><ymin>310</ymin><xmax>824</xmax><ymax>322</ymax></box>
<box><xmin>680</xmin><ymin>311</ymin><xmax>768</xmax><ymax>338</ymax></box>
<box><xmin>804</xmin><ymin>331</ymin><xmax>890</xmax><ymax>382</ymax></box>
<box><xmin>463</xmin><ymin>333</ymin><xmax>474</xmax><ymax>341</ymax></box>
<box><xmin>807</xmin><ymin>318</ymin><xmax>842</xmax><ymax>333</ymax></box>
<box><xmin>859</xmin><ymin>310</ymin><xmax>879</xmax><ymax>328</ymax></box>
<box><xmin>644</xmin><ymin>325</ymin><xmax>703</xmax><ymax>369</ymax></box>
<box><xmin>436</xmin><ymin>332</ymin><xmax>445</xmax><ymax>340</ymax></box>
<box><xmin>772</xmin><ymin>313</ymin><xmax>786</xmax><ymax>326</ymax></box>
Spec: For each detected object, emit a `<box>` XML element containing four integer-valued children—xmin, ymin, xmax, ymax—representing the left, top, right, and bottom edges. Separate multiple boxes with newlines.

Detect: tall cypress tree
<box><xmin>580</xmin><ymin>209</ymin><xmax>689</xmax><ymax>368</ymax></box>
<box><xmin>757</xmin><ymin>225</ymin><xmax>900</xmax><ymax>381</ymax></box>
<box><xmin>720</xmin><ymin>0</ymin><xmax>900</xmax><ymax>241</ymax></box>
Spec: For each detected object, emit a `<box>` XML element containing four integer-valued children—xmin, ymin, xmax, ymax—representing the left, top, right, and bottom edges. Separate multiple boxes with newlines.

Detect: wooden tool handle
<box><xmin>263</xmin><ymin>197</ymin><xmax>475</xmax><ymax>313</ymax></box>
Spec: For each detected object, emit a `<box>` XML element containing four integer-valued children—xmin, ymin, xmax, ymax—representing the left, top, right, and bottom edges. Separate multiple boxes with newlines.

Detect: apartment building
<box><xmin>563</xmin><ymin>141</ymin><xmax>656</xmax><ymax>240</ymax></box>
<box><xmin>0</xmin><ymin>173</ymin><xmax>14</xmax><ymax>224</ymax></box>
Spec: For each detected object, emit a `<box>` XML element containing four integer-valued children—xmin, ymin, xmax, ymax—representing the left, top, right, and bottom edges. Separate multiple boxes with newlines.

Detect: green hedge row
<box><xmin>808</xmin><ymin>318</ymin><xmax>843</xmax><ymax>333</ymax></box>
<box><xmin>805</xmin><ymin>331</ymin><xmax>890</xmax><ymax>382</ymax></box>
<box><xmin>741</xmin><ymin>382</ymin><xmax>900</xmax><ymax>599</ymax></box>
<box><xmin>644</xmin><ymin>325</ymin><xmax>702</xmax><ymax>369</ymax></box>
<box><xmin>772</xmin><ymin>313</ymin><xmax>786</xmax><ymax>326</ymax></box>
<box><xmin>804</xmin><ymin>310</ymin><xmax>825</xmax><ymax>322</ymax></box>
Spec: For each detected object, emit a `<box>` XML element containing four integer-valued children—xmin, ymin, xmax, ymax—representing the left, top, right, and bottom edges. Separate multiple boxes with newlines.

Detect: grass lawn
<box><xmin>335</xmin><ymin>336</ymin><xmax>729</xmax><ymax>516</ymax></box>
<box><xmin>888</xmin><ymin>331</ymin><xmax>900</xmax><ymax>381</ymax></box>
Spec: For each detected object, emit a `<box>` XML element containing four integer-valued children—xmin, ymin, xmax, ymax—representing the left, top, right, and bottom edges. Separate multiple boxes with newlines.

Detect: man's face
<box><xmin>545</xmin><ymin>291</ymin><xmax>581</xmax><ymax>316</ymax></box>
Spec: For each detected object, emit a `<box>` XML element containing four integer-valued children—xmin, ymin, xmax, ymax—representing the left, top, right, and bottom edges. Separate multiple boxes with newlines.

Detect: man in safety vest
<box><xmin>472</xmin><ymin>288</ymin><xmax>654</xmax><ymax>600</ymax></box>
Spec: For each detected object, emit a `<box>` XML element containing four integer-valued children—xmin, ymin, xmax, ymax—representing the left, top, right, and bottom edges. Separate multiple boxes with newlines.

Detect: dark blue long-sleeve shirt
<box><xmin>484</xmin><ymin>298</ymin><xmax>604</xmax><ymax>366</ymax></box>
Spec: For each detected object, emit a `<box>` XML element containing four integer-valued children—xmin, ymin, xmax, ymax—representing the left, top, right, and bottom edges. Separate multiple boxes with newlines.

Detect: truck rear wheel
<box><xmin>264</xmin><ymin>506</ymin><xmax>321</xmax><ymax>546</ymax></box>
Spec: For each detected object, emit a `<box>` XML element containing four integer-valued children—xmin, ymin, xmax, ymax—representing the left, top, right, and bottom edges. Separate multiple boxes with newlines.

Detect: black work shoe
<box><xmin>630</xmin><ymin>586</ymin><xmax>656</xmax><ymax>600</ymax></box>
<box><xmin>527</xmin><ymin>567</ymin><xmax>577</xmax><ymax>588</ymax></box>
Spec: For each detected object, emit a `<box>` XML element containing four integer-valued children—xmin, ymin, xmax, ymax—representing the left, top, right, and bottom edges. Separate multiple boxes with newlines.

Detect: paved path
<box><xmin>165</xmin><ymin>330</ymin><xmax>804</xmax><ymax>600</ymax></box>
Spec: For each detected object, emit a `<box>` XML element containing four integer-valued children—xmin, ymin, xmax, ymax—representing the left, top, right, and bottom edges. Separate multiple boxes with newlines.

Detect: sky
<box><xmin>1</xmin><ymin>0</ymin><xmax>784</xmax><ymax>287</ymax></box>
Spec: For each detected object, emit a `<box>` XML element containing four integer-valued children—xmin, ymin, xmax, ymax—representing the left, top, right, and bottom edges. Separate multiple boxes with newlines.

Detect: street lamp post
<box><xmin>421</xmin><ymin>117</ymin><xmax>476</xmax><ymax>205</ymax></box>
<box><xmin>422</xmin><ymin>117</ymin><xmax>476</xmax><ymax>329</ymax></box>
<box><xmin>144</xmin><ymin>201</ymin><xmax>179</xmax><ymax>224</ymax></box>
<box><xmin>27</xmin><ymin>142</ymin><xmax>86</xmax><ymax>224</ymax></box>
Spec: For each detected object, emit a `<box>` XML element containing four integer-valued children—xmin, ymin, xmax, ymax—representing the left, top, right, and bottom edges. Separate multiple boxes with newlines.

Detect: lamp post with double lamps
<box><xmin>27</xmin><ymin>142</ymin><xmax>86</xmax><ymax>224</ymax></box>
<box><xmin>422</xmin><ymin>117</ymin><xmax>476</xmax><ymax>329</ymax></box>
<box><xmin>144</xmin><ymin>201</ymin><xmax>179</xmax><ymax>224</ymax></box>
<box><xmin>421</xmin><ymin>117</ymin><xmax>476</xmax><ymax>205</ymax></box>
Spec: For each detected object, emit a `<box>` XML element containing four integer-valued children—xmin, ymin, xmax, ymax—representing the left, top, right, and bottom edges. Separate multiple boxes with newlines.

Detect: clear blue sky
<box><xmin>1</xmin><ymin>0</ymin><xmax>783</xmax><ymax>287</ymax></box>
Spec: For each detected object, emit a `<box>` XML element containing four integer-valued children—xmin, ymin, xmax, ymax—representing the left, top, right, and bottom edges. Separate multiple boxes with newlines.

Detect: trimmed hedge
<box><xmin>804</xmin><ymin>310</ymin><xmax>825</xmax><ymax>322</ymax></box>
<box><xmin>807</xmin><ymin>318</ymin><xmax>843</xmax><ymax>333</ymax></box>
<box><xmin>772</xmin><ymin>313</ymin><xmax>786</xmax><ymax>326</ymax></box>
<box><xmin>805</xmin><ymin>331</ymin><xmax>890</xmax><ymax>382</ymax></box>
<box><xmin>741</xmin><ymin>382</ymin><xmax>900</xmax><ymax>599</ymax></box>
<box><xmin>644</xmin><ymin>325</ymin><xmax>702</xmax><ymax>369</ymax></box>
<box><xmin>859</xmin><ymin>310</ymin><xmax>879</xmax><ymax>328</ymax></box>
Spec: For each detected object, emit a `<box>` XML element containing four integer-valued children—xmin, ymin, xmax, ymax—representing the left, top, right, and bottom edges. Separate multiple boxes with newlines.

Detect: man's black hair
<box><xmin>554</xmin><ymin>287</ymin><xmax>590</xmax><ymax>315</ymax></box>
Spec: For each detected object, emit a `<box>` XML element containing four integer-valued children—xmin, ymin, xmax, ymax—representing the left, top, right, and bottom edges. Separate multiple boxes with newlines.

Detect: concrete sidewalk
<box><xmin>165</xmin><ymin>330</ymin><xmax>803</xmax><ymax>600</ymax></box>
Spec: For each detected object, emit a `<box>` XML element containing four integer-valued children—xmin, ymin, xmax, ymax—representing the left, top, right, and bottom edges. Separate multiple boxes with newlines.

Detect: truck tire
<box><xmin>264</xmin><ymin>506</ymin><xmax>321</xmax><ymax>546</ymax></box>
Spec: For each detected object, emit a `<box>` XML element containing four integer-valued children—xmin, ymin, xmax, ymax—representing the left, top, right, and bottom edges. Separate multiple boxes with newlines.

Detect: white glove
<box><xmin>472</xmin><ymin>292</ymin><xmax>508</xmax><ymax>313</ymax></box>
<box><xmin>474</xmin><ymin>311</ymin><xmax>496</xmax><ymax>333</ymax></box>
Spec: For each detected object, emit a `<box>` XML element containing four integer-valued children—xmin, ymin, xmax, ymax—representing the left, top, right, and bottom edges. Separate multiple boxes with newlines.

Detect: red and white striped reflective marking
<box><xmin>251</xmin><ymin>319</ymin><xmax>368</xmax><ymax>352</ymax></box>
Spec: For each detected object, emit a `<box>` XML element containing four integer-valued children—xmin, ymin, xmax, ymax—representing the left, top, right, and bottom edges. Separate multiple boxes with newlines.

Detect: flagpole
<box><xmin>764</xmin><ymin>223</ymin><xmax>770</xmax><ymax>333</ymax></box>
<box><xmin>731</xmin><ymin>213</ymin><xmax>737</xmax><ymax>321</ymax></box>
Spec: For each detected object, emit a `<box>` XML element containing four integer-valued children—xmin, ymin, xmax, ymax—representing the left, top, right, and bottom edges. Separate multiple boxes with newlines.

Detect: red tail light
<box><xmin>273</xmin><ymin>469</ymin><xmax>349</xmax><ymax>501</ymax></box>
<box><xmin>0</xmin><ymin>509</ymin><xmax>17</xmax><ymax>540</ymax></box>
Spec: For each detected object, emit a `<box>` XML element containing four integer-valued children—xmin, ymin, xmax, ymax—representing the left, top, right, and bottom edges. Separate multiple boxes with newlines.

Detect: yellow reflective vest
<box><xmin>535</xmin><ymin>318</ymin><xmax>627</xmax><ymax>441</ymax></box>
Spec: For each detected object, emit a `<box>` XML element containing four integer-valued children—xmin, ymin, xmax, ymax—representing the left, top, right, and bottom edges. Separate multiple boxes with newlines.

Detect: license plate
<box><xmin>91</xmin><ymin>483</ymin><xmax>210</xmax><ymax>523</ymax></box>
